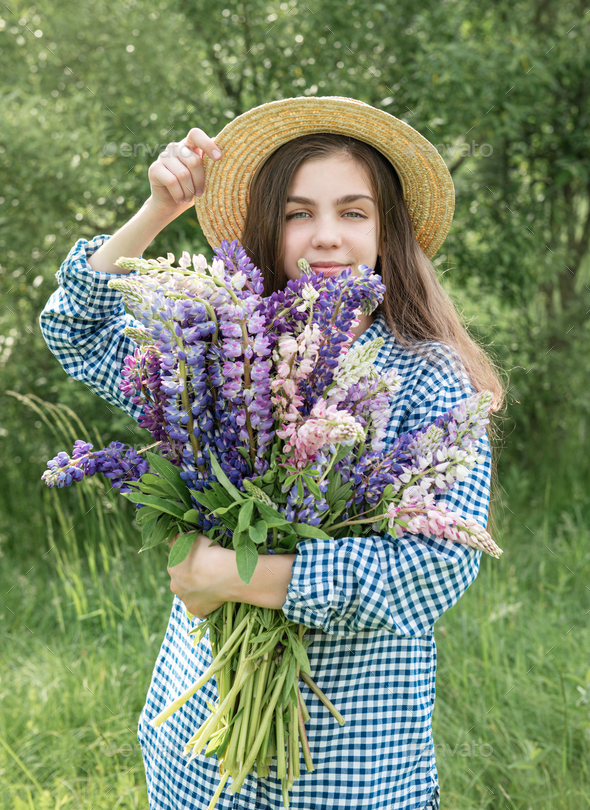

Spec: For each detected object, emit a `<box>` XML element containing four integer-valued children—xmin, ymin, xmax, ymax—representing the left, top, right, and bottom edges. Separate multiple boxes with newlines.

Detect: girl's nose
<box><xmin>310</xmin><ymin>218</ymin><xmax>343</xmax><ymax>249</ymax></box>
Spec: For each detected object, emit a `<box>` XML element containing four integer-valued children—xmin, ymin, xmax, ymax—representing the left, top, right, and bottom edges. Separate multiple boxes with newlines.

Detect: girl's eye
<box><xmin>286</xmin><ymin>211</ymin><xmax>366</xmax><ymax>220</ymax></box>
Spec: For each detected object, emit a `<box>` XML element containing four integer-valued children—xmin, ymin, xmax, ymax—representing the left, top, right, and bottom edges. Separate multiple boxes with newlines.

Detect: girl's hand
<box><xmin>167</xmin><ymin>532</ymin><xmax>228</xmax><ymax>620</ymax></box>
<box><xmin>147</xmin><ymin>128</ymin><xmax>223</xmax><ymax>220</ymax></box>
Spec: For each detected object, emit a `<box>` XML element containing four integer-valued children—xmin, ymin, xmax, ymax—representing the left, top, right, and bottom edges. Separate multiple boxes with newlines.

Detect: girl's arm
<box><xmin>38</xmin><ymin>129</ymin><xmax>223</xmax><ymax>418</ymax></box>
<box><xmin>87</xmin><ymin>129</ymin><xmax>223</xmax><ymax>275</ymax></box>
<box><xmin>281</xmin><ymin>357</ymin><xmax>492</xmax><ymax>638</ymax></box>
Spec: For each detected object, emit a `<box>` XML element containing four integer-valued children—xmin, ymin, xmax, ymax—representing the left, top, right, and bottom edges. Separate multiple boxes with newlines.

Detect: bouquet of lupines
<box><xmin>42</xmin><ymin>241</ymin><xmax>502</xmax><ymax>810</ymax></box>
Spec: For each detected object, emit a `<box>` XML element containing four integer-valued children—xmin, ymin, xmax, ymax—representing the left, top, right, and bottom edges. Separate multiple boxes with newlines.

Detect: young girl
<box><xmin>40</xmin><ymin>97</ymin><xmax>504</xmax><ymax>810</ymax></box>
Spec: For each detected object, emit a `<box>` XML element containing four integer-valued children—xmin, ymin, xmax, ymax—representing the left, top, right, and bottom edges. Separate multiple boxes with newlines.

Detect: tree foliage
<box><xmin>1</xmin><ymin>0</ymin><xmax>589</xmax><ymax>543</ymax></box>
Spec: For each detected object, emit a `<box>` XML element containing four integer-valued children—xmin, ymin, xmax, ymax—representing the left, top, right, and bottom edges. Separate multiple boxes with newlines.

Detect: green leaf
<box><xmin>132</xmin><ymin>481</ymin><xmax>176</xmax><ymax>499</ymax></box>
<box><xmin>234</xmin><ymin>532</ymin><xmax>258</xmax><ymax>585</ymax></box>
<box><xmin>288</xmin><ymin>631</ymin><xmax>311</xmax><ymax>675</ymax></box>
<box><xmin>282</xmin><ymin>474</ymin><xmax>298</xmax><ymax>492</ymax></box>
<box><xmin>188</xmin><ymin>620</ymin><xmax>210</xmax><ymax>645</ymax></box>
<box><xmin>183</xmin><ymin>508</ymin><xmax>201</xmax><ymax>524</ymax></box>
<box><xmin>209</xmin><ymin>452</ymin><xmax>244</xmax><ymax>502</ymax></box>
<box><xmin>248</xmin><ymin>520</ymin><xmax>267</xmax><ymax>544</ymax></box>
<box><xmin>237</xmin><ymin>499</ymin><xmax>254</xmax><ymax>533</ymax></box>
<box><xmin>212</xmin><ymin>500</ymin><xmax>244</xmax><ymax>516</ymax></box>
<box><xmin>306</xmin><ymin>476</ymin><xmax>322</xmax><ymax>499</ymax></box>
<box><xmin>145</xmin><ymin>452</ymin><xmax>193</xmax><ymax>507</ymax></box>
<box><xmin>141</xmin><ymin>516</ymin><xmax>158</xmax><ymax>542</ymax></box>
<box><xmin>168</xmin><ymin>531</ymin><xmax>198</xmax><ymax>567</ymax></box>
<box><xmin>332</xmin><ymin>443</ymin><xmax>354</xmax><ymax>466</ymax></box>
<box><xmin>140</xmin><ymin>515</ymin><xmax>174</xmax><ymax>552</ymax></box>
<box><xmin>291</xmin><ymin>522</ymin><xmax>331</xmax><ymax>540</ymax></box>
<box><xmin>326</xmin><ymin>471</ymin><xmax>341</xmax><ymax>501</ymax></box>
<box><xmin>280</xmin><ymin>533</ymin><xmax>300</xmax><ymax>553</ymax></box>
<box><xmin>237</xmin><ymin>446</ymin><xmax>250</xmax><ymax>462</ymax></box>
<box><xmin>281</xmin><ymin>654</ymin><xmax>298</xmax><ymax>707</ymax></box>
<box><xmin>124</xmin><ymin>492</ymin><xmax>186</xmax><ymax>519</ymax></box>
<box><xmin>253</xmin><ymin>501</ymin><xmax>290</xmax><ymax>528</ymax></box>
<box><xmin>133</xmin><ymin>506</ymin><xmax>162</xmax><ymax>525</ymax></box>
<box><xmin>190</xmin><ymin>489</ymin><xmax>218</xmax><ymax>511</ymax></box>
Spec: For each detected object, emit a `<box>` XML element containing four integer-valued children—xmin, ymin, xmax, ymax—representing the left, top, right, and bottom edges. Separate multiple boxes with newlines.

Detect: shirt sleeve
<box><xmin>281</xmin><ymin>345</ymin><xmax>491</xmax><ymax>638</ymax></box>
<box><xmin>38</xmin><ymin>234</ymin><xmax>145</xmax><ymax>422</ymax></box>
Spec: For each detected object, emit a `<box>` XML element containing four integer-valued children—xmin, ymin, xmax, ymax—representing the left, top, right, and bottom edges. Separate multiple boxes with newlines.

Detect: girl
<box><xmin>40</xmin><ymin>96</ymin><xmax>505</xmax><ymax>810</ymax></box>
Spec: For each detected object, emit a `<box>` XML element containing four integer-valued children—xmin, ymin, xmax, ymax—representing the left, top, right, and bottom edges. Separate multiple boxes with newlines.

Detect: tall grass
<box><xmin>1</xmin><ymin>396</ymin><xmax>171</xmax><ymax>809</ymax></box>
<box><xmin>2</xmin><ymin>398</ymin><xmax>590</xmax><ymax>808</ymax></box>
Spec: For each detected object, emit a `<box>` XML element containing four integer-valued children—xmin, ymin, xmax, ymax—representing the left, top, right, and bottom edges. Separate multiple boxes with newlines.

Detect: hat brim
<box><xmin>194</xmin><ymin>96</ymin><xmax>454</xmax><ymax>260</ymax></box>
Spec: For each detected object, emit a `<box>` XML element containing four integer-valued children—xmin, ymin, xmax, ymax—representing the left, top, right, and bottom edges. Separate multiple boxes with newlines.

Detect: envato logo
<box><xmin>102</xmin><ymin>142</ymin><xmax>195</xmax><ymax>159</ymax></box>
<box><xmin>434</xmin><ymin>141</ymin><xmax>493</xmax><ymax>158</ymax></box>
<box><xmin>434</xmin><ymin>741</ymin><xmax>493</xmax><ymax>758</ymax></box>
<box><xmin>101</xmin><ymin>738</ymin><xmax>179</xmax><ymax>758</ymax></box>
<box><xmin>403</xmin><ymin>141</ymin><xmax>493</xmax><ymax>159</ymax></box>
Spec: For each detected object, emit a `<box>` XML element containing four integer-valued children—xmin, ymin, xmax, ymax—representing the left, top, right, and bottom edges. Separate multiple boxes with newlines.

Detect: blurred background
<box><xmin>1</xmin><ymin>0</ymin><xmax>589</xmax><ymax>807</ymax></box>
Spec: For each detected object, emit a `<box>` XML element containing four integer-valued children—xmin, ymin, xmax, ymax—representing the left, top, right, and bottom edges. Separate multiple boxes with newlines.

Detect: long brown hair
<box><xmin>241</xmin><ymin>133</ymin><xmax>507</xmax><ymax>532</ymax></box>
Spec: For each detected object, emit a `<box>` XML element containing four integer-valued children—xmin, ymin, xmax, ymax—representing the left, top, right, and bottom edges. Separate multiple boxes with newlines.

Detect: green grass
<box><xmin>2</xmin><ymin>408</ymin><xmax>590</xmax><ymax>808</ymax></box>
<box><xmin>0</xmin><ymin>476</ymin><xmax>172</xmax><ymax>809</ymax></box>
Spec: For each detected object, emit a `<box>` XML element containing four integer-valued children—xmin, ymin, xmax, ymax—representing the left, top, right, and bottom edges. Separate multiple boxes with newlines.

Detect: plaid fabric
<box><xmin>40</xmin><ymin>235</ymin><xmax>492</xmax><ymax>810</ymax></box>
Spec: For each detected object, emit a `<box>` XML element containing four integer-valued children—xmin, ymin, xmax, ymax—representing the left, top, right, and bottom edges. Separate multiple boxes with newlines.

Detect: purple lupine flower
<box><xmin>42</xmin><ymin>441</ymin><xmax>149</xmax><ymax>492</ymax></box>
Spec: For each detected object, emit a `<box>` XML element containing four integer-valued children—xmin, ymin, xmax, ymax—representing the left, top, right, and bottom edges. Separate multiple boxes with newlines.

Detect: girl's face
<box><xmin>283</xmin><ymin>153</ymin><xmax>381</xmax><ymax>282</ymax></box>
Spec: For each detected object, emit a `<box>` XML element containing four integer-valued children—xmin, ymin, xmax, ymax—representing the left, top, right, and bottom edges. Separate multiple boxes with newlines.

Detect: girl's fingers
<box><xmin>148</xmin><ymin>129</ymin><xmax>223</xmax><ymax>207</ymax></box>
<box><xmin>183</xmin><ymin>127</ymin><xmax>223</xmax><ymax>161</ymax></box>
<box><xmin>149</xmin><ymin>162</ymin><xmax>196</xmax><ymax>207</ymax></box>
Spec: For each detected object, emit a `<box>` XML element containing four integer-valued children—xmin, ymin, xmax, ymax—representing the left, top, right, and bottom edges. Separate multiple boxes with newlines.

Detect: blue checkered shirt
<box><xmin>40</xmin><ymin>235</ymin><xmax>491</xmax><ymax>810</ymax></box>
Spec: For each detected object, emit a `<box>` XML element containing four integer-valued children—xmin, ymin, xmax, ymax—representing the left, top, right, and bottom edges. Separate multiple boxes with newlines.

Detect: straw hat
<box><xmin>194</xmin><ymin>96</ymin><xmax>454</xmax><ymax>260</ymax></box>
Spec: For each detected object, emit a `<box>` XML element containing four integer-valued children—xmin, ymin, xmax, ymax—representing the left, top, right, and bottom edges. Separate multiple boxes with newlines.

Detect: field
<box><xmin>2</xmin><ymin>421</ymin><xmax>589</xmax><ymax>809</ymax></box>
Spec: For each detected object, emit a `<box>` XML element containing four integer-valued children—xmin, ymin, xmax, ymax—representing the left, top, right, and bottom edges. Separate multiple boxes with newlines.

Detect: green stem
<box><xmin>221</xmin><ymin>705</ymin><xmax>243</xmax><ymax>775</ymax></box>
<box><xmin>257</xmin><ymin>712</ymin><xmax>274</xmax><ymax>775</ymax></box>
<box><xmin>275</xmin><ymin>704</ymin><xmax>287</xmax><ymax>779</ymax></box>
<box><xmin>297</xmin><ymin>684</ymin><xmax>314</xmax><ymax>773</ymax></box>
<box><xmin>229</xmin><ymin>659</ymin><xmax>290</xmax><ymax>795</ymax></box>
<box><xmin>151</xmin><ymin>612</ymin><xmax>251</xmax><ymax>727</ymax></box>
<box><xmin>186</xmin><ymin>629</ymin><xmax>255</xmax><ymax>758</ymax></box>
<box><xmin>290</xmin><ymin>689</ymin><xmax>300</xmax><ymax>781</ymax></box>
<box><xmin>300</xmin><ymin>671</ymin><xmax>346</xmax><ymax>726</ymax></box>
<box><xmin>206</xmin><ymin>769</ymin><xmax>231</xmax><ymax>810</ymax></box>
<box><xmin>299</xmin><ymin>691</ymin><xmax>310</xmax><ymax>723</ymax></box>
<box><xmin>281</xmin><ymin>777</ymin><xmax>290</xmax><ymax>809</ymax></box>
<box><xmin>235</xmin><ymin>663</ymin><xmax>256</xmax><ymax>767</ymax></box>
<box><xmin>246</xmin><ymin>652</ymin><xmax>271</xmax><ymax>752</ymax></box>
<box><xmin>185</xmin><ymin>668</ymin><xmax>249</xmax><ymax>757</ymax></box>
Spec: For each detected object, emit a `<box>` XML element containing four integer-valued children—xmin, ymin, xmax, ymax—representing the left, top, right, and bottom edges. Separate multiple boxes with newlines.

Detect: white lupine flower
<box><xmin>454</xmin><ymin>464</ymin><xmax>469</xmax><ymax>481</ymax></box>
<box><xmin>231</xmin><ymin>271</ymin><xmax>247</xmax><ymax>290</ymax></box>
<box><xmin>192</xmin><ymin>253</ymin><xmax>208</xmax><ymax>272</ymax></box>
<box><xmin>382</xmin><ymin>370</ymin><xmax>402</xmax><ymax>394</ymax></box>
<box><xmin>296</xmin><ymin>283</ymin><xmax>320</xmax><ymax>312</ymax></box>
<box><xmin>302</xmin><ymin>283</ymin><xmax>319</xmax><ymax>304</ymax></box>
<box><xmin>331</xmin><ymin>337</ymin><xmax>384</xmax><ymax>391</ymax></box>
<box><xmin>210</xmin><ymin>258</ymin><xmax>225</xmax><ymax>279</ymax></box>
